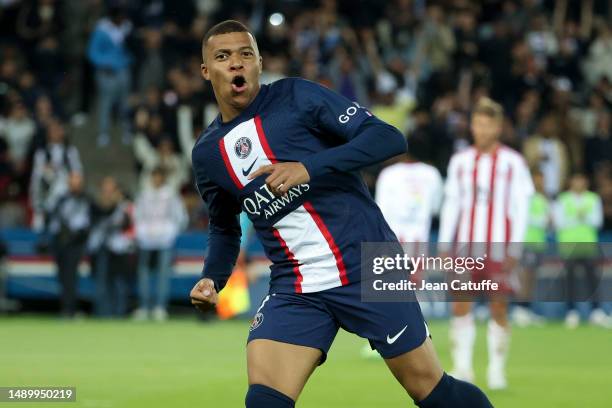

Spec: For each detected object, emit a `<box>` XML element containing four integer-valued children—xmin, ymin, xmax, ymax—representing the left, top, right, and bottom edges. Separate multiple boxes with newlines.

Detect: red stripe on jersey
<box><xmin>219</xmin><ymin>137</ymin><xmax>243</xmax><ymax>189</ymax></box>
<box><xmin>303</xmin><ymin>201</ymin><xmax>349</xmax><ymax>285</ymax></box>
<box><xmin>272</xmin><ymin>227</ymin><xmax>303</xmax><ymax>293</ymax></box>
<box><xmin>486</xmin><ymin>148</ymin><xmax>499</xmax><ymax>250</ymax></box>
<box><xmin>254</xmin><ymin>115</ymin><xmax>277</xmax><ymax>164</ymax></box>
<box><xmin>468</xmin><ymin>151</ymin><xmax>481</xmax><ymax>243</ymax></box>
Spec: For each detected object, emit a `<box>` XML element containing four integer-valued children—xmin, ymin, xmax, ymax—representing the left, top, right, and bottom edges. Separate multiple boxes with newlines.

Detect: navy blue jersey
<box><xmin>192</xmin><ymin>78</ymin><xmax>406</xmax><ymax>294</ymax></box>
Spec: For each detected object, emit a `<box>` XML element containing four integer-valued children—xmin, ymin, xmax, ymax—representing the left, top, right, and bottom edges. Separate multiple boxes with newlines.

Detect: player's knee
<box><xmin>489</xmin><ymin>302</ymin><xmax>508</xmax><ymax>323</ymax></box>
<box><xmin>247</xmin><ymin>357</ymin><xmax>277</xmax><ymax>389</ymax></box>
<box><xmin>245</xmin><ymin>384</ymin><xmax>295</xmax><ymax>408</ymax></box>
<box><xmin>452</xmin><ymin>302</ymin><xmax>472</xmax><ymax>316</ymax></box>
<box><xmin>416</xmin><ymin>373</ymin><xmax>493</xmax><ymax>408</ymax></box>
<box><xmin>399</xmin><ymin>364</ymin><xmax>442</xmax><ymax>401</ymax></box>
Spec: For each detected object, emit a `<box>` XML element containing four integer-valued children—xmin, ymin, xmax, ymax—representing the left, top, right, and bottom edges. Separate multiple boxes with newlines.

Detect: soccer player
<box><xmin>439</xmin><ymin>98</ymin><xmax>534</xmax><ymax>389</ymax></box>
<box><xmin>376</xmin><ymin>142</ymin><xmax>443</xmax><ymax>247</ymax></box>
<box><xmin>189</xmin><ymin>20</ymin><xmax>492</xmax><ymax>408</ymax></box>
<box><xmin>375</xmin><ymin>140</ymin><xmax>444</xmax><ymax>318</ymax></box>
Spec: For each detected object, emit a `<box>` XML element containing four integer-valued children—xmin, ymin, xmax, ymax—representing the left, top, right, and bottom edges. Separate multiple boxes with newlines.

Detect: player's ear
<box><xmin>201</xmin><ymin>63</ymin><xmax>210</xmax><ymax>81</ymax></box>
<box><xmin>258</xmin><ymin>55</ymin><xmax>263</xmax><ymax>74</ymax></box>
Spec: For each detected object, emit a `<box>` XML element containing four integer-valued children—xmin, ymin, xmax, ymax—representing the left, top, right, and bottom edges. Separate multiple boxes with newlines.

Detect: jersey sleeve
<box><xmin>193</xmin><ymin>159</ymin><xmax>242</xmax><ymax>292</ymax></box>
<box><xmin>294</xmin><ymin>78</ymin><xmax>372</xmax><ymax>140</ymax></box>
<box><xmin>294</xmin><ymin>79</ymin><xmax>407</xmax><ymax>178</ymax></box>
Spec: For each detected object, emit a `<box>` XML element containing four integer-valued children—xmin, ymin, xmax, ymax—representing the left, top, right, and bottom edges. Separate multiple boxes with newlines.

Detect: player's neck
<box><xmin>475</xmin><ymin>141</ymin><xmax>499</xmax><ymax>155</ymax></box>
<box><xmin>219</xmin><ymin>105</ymin><xmax>243</xmax><ymax>123</ymax></box>
<box><xmin>219</xmin><ymin>85</ymin><xmax>261</xmax><ymax>123</ymax></box>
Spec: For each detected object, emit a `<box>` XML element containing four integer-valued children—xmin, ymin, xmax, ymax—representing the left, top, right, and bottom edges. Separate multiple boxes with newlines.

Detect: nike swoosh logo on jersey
<box><xmin>386</xmin><ymin>325</ymin><xmax>408</xmax><ymax>344</ymax></box>
<box><xmin>242</xmin><ymin>157</ymin><xmax>258</xmax><ymax>177</ymax></box>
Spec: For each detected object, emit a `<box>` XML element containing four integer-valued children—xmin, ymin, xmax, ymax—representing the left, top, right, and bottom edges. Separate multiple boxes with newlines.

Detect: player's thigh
<box><xmin>246</xmin><ymin>292</ymin><xmax>338</xmax><ymax>400</ymax></box>
<box><xmin>247</xmin><ymin>339</ymin><xmax>321</xmax><ymax>401</ymax></box>
<box><xmin>384</xmin><ymin>337</ymin><xmax>443</xmax><ymax>402</ymax></box>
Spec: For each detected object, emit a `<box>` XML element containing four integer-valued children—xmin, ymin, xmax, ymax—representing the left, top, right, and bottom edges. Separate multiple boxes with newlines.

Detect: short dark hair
<box><xmin>202</xmin><ymin>20</ymin><xmax>253</xmax><ymax>49</ymax></box>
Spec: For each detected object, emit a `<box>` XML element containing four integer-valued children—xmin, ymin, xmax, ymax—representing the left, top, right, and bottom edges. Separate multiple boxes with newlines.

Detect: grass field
<box><xmin>1</xmin><ymin>316</ymin><xmax>611</xmax><ymax>407</ymax></box>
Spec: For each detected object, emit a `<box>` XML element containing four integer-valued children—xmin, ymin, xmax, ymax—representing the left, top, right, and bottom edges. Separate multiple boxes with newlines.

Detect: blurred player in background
<box><xmin>376</xmin><ymin>137</ymin><xmax>444</xmax><ymax>317</ymax></box>
<box><xmin>439</xmin><ymin>97</ymin><xmax>534</xmax><ymax>389</ymax></box>
<box><xmin>512</xmin><ymin>169</ymin><xmax>549</xmax><ymax>327</ymax></box>
<box><xmin>189</xmin><ymin>20</ymin><xmax>492</xmax><ymax>408</ymax></box>
<box><xmin>376</xmin><ymin>138</ymin><xmax>443</xmax><ymax>249</ymax></box>
<box><xmin>554</xmin><ymin>172</ymin><xmax>610</xmax><ymax>329</ymax></box>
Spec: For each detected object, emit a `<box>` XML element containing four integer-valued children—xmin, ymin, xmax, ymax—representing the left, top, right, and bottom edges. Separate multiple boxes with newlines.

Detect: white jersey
<box><xmin>376</xmin><ymin>162</ymin><xmax>443</xmax><ymax>243</ymax></box>
<box><xmin>439</xmin><ymin>145</ymin><xmax>534</xmax><ymax>260</ymax></box>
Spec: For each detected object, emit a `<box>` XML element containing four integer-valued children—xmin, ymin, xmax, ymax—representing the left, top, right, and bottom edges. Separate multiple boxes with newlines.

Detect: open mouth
<box><xmin>231</xmin><ymin>75</ymin><xmax>247</xmax><ymax>93</ymax></box>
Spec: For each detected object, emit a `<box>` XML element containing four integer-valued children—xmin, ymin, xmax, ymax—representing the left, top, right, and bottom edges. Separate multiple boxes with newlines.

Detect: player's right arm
<box><xmin>190</xmin><ymin>160</ymin><xmax>242</xmax><ymax>308</ymax></box>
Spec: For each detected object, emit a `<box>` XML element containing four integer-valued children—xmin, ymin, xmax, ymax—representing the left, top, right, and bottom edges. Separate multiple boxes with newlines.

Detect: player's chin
<box><xmin>229</xmin><ymin>92</ymin><xmax>252</xmax><ymax>107</ymax></box>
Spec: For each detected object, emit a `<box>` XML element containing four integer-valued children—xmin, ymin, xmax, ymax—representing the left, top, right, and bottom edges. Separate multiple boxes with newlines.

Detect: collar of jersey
<box><xmin>215</xmin><ymin>84</ymin><xmax>269</xmax><ymax>128</ymax></box>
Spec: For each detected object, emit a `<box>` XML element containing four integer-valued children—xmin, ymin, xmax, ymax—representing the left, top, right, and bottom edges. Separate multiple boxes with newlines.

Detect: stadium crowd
<box><xmin>0</xmin><ymin>0</ymin><xmax>611</xmax><ymax>318</ymax></box>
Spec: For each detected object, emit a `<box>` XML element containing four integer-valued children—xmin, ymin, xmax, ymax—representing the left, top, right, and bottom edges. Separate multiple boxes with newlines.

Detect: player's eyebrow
<box><xmin>214</xmin><ymin>46</ymin><xmax>255</xmax><ymax>55</ymax></box>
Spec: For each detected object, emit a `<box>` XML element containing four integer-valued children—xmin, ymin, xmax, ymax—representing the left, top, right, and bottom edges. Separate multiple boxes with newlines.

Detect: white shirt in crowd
<box><xmin>134</xmin><ymin>184</ymin><xmax>187</xmax><ymax>250</ymax></box>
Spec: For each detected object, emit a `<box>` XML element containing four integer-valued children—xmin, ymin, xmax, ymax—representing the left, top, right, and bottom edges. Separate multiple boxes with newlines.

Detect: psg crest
<box><xmin>249</xmin><ymin>312</ymin><xmax>264</xmax><ymax>331</ymax></box>
<box><xmin>235</xmin><ymin>137</ymin><xmax>253</xmax><ymax>159</ymax></box>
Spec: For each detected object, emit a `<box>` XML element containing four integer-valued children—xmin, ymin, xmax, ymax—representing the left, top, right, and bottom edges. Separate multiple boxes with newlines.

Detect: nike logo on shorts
<box><xmin>242</xmin><ymin>157</ymin><xmax>258</xmax><ymax>177</ymax></box>
<box><xmin>386</xmin><ymin>325</ymin><xmax>408</xmax><ymax>344</ymax></box>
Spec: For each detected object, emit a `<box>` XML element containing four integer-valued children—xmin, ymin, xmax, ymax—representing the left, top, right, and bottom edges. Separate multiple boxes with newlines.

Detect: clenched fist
<box><xmin>190</xmin><ymin>278</ymin><xmax>219</xmax><ymax>312</ymax></box>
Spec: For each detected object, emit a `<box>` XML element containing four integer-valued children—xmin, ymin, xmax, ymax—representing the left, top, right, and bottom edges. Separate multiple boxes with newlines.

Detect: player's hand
<box><xmin>248</xmin><ymin>162</ymin><xmax>310</xmax><ymax>196</ymax></box>
<box><xmin>190</xmin><ymin>278</ymin><xmax>218</xmax><ymax>311</ymax></box>
<box><xmin>502</xmin><ymin>256</ymin><xmax>518</xmax><ymax>274</ymax></box>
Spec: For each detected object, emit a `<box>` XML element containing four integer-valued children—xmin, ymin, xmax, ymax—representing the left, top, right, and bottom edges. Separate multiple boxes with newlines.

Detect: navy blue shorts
<box><xmin>247</xmin><ymin>281</ymin><xmax>429</xmax><ymax>363</ymax></box>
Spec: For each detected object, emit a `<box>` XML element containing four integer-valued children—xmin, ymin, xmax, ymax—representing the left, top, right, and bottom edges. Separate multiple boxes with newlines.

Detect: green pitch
<box><xmin>1</xmin><ymin>316</ymin><xmax>611</xmax><ymax>407</ymax></box>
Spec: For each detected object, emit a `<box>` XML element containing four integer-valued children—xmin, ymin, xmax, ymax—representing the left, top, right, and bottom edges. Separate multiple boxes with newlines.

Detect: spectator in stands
<box><xmin>523</xmin><ymin>115</ymin><xmax>569</xmax><ymax>197</ymax></box>
<box><xmin>103</xmin><ymin>185</ymin><xmax>134</xmax><ymax>317</ymax></box>
<box><xmin>553</xmin><ymin>173</ymin><xmax>609</xmax><ymax>329</ymax></box>
<box><xmin>87</xmin><ymin>5</ymin><xmax>133</xmax><ymax>147</ymax></box>
<box><xmin>133</xmin><ymin>167</ymin><xmax>186</xmax><ymax>321</ymax></box>
<box><xmin>135</xmin><ymin>27</ymin><xmax>164</xmax><ymax>95</ymax></box>
<box><xmin>89</xmin><ymin>176</ymin><xmax>134</xmax><ymax>317</ymax></box>
<box><xmin>594</xmin><ymin>164</ymin><xmax>612</xmax><ymax>230</ymax></box>
<box><xmin>16</xmin><ymin>0</ymin><xmax>65</xmax><ymax>95</ymax></box>
<box><xmin>0</xmin><ymin>137</ymin><xmax>24</xmax><ymax>227</ymax></box>
<box><xmin>2</xmin><ymin>100</ymin><xmax>35</xmax><ymax>192</ymax></box>
<box><xmin>133</xmin><ymin>112</ymin><xmax>189</xmax><ymax>192</ymax></box>
<box><xmin>584</xmin><ymin>111</ymin><xmax>612</xmax><ymax>177</ymax></box>
<box><xmin>47</xmin><ymin>172</ymin><xmax>92</xmax><ymax>319</ymax></box>
<box><xmin>29</xmin><ymin>118</ymin><xmax>82</xmax><ymax>231</ymax></box>
<box><xmin>583</xmin><ymin>21</ymin><xmax>612</xmax><ymax>87</ymax></box>
<box><xmin>416</xmin><ymin>4</ymin><xmax>456</xmax><ymax>75</ymax></box>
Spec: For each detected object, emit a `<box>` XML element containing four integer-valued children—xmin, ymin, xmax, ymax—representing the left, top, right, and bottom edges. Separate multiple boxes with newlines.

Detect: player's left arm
<box><xmin>507</xmin><ymin>156</ymin><xmax>535</xmax><ymax>261</ymax></box>
<box><xmin>249</xmin><ymin>79</ymin><xmax>406</xmax><ymax>194</ymax></box>
<box><xmin>191</xmin><ymin>157</ymin><xmax>242</xmax><ymax>298</ymax></box>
